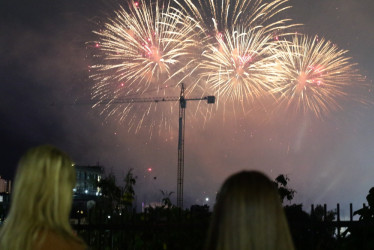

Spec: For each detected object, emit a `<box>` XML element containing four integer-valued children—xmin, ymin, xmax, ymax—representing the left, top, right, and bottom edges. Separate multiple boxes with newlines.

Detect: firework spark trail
<box><xmin>174</xmin><ymin>0</ymin><xmax>295</xmax><ymax>35</ymax></box>
<box><xmin>271</xmin><ymin>35</ymin><xmax>364</xmax><ymax>118</ymax></box>
<box><xmin>197</xmin><ymin>26</ymin><xmax>279</xmax><ymax>109</ymax></box>
<box><xmin>89</xmin><ymin>0</ymin><xmax>202</xmax><ymax>132</ymax></box>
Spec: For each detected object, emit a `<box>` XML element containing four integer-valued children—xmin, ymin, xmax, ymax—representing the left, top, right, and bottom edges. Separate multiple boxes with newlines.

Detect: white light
<box><xmin>108</xmin><ymin>215</ymin><xmax>111</xmax><ymax>219</ymax></box>
<box><xmin>205</xmin><ymin>197</ymin><xmax>209</xmax><ymax>202</ymax></box>
<box><xmin>85</xmin><ymin>190</ymin><xmax>88</xmax><ymax>194</ymax></box>
<box><xmin>73</xmin><ymin>188</ymin><xmax>76</xmax><ymax>192</ymax></box>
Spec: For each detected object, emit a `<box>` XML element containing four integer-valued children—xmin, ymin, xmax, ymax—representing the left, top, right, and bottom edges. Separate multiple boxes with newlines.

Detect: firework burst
<box><xmin>271</xmin><ymin>35</ymin><xmax>364</xmax><ymax>118</ymax></box>
<box><xmin>89</xmin><ymin>0</ymin><xmax>202</xmax><ymax>132</ymax></box>
<box><xmin>197</xmin><ymin>26</ymin><xmax>279</xmax><ymax>110</ymax></box>
<box><xmin>173</xmin><ymin>0</ymin><xmax>298</xmax><ymax>114</ymax></box>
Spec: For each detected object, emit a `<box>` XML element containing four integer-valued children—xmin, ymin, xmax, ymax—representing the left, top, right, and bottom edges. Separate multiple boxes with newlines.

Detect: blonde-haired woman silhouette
<box><xmin>0</xmin><ymin>145</ymin><xmax>86</xmax><ymax>250</ymax></box>
<box><xmin>205</xmin><ymin>170</ymin><xmax>294</xmax><ymax>250</ymax></box>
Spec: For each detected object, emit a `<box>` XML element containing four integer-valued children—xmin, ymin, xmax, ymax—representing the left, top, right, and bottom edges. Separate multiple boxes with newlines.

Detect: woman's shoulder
<box><xmin>36</xmin><ymin>230</ymin><xmax>86</xmax><ymax>250</ymax></box>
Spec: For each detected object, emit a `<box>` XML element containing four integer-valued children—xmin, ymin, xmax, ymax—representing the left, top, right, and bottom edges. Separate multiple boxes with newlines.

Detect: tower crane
<box><xmin>99</xmin><ymin>83</ymin><xmax>215</xmax><ymax>208</ymax></box>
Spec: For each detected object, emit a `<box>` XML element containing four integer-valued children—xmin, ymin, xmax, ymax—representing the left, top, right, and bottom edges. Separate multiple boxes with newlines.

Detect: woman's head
<box><xmin>0</xmin><ymin>145</ymin><xmax>86</xmax><ymax>250</ymax></box>
<box><xmin>206</xmin><ymin>171</ymin><xmax>294</xmax><ymax>250</ymax></box>
<box><xmin>8</xmin><ymin>145</ymin><xmax>76</xmax><ymax>230</ymax></box>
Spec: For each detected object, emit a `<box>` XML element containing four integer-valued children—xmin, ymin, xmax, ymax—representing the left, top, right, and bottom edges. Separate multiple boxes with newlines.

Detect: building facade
<box><xmin>0</xmin><ymin>176</ymin><xmax>11</xmax><ymax>194</ymax></box>
<box><xmin>74</xmin><ymin>165</ymin><xmax>104</xmax><ymax>196</ymax></box>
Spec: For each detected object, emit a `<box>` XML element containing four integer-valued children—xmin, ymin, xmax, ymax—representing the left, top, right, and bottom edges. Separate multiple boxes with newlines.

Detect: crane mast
<box><xmin>96</xmin><ymin>83</ymin><xmax>215</xmax><ymax>208</ymax></box>
<box><xmin>177</xmin><ymin>84</ymin><xmax>186</xmax><ymax>208</ymax></box>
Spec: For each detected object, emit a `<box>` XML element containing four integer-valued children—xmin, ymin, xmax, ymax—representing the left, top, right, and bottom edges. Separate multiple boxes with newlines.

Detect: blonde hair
<box><xmin>0</xmin><ymin>145</ymin><xmax>85</xmax><ymax>250</ymax></box>
<box><xmin>205</xmin><ymin>171</ymin><xmax>294</xmax><ymax>250</ymax></box>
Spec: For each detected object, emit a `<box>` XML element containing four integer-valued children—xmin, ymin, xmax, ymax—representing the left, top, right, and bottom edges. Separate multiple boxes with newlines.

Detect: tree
<box><xmin>122</xmin><ymin>168</ymin><xmax>137</xmax><ymax>210</ymax></box>
<box><xmin>354</xmin><ymin>187</ymin><xmax>374</xmax><ymax>221</ymax></box>
<box><xmin>273</xmin><ymin>174</ymin><xmax>296</xmax><ymax>203</ymax></box>
<box><xmin>87</xmin><ymin>173</ymin><xmax>122</xmax><ymax>224</ymax></box>
<box><xmin>343</xmin><ymin>187</ymin><xmax>374</xmax><ymax>249</ymax></box>
<box><xmin>97</xmin><ymin>173</ymin><xmax>121</xmax><ymax>208</ymax></box>
<box><xmin>160</xmin><ymin>190</ymin><xmax>174</xmax><ymax>208</ymax></box>
<box><xmin>284</xmin><ymin>204</ymin><xmax>337</xmax><ymax>250</ymax></box>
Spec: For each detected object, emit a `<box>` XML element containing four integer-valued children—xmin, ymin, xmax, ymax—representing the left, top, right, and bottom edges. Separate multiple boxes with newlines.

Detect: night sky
<box><xmin>1</xmin><ymin>0</ymin><xmax>374</xmax><ymax>213</ymax></box>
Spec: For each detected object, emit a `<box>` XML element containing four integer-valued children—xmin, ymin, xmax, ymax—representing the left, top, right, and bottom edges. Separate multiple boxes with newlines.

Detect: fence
<box><xmin>310</xmin><ymin>203</ymin><xmax>374</xmax><ymax>238</ymax></box>
<box><xmin>72</xmin><ymin>204</ymin><xmax>374</xmax><ymax>249</ymax></box>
